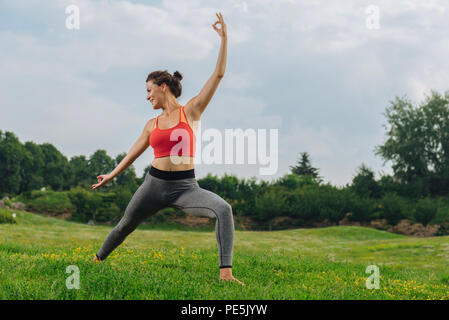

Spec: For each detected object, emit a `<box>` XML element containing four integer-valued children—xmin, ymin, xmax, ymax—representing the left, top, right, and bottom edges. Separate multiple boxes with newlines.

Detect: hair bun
<box><xmin>173</xmin><ymin>70</ymin><xmax>183</xmax><ymax>81</ymax></box>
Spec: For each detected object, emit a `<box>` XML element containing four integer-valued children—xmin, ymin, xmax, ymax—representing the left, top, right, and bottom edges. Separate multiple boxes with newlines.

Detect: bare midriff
<box><xmin>151</xmin><ymin>156</ymin><xmax>195</xmax><ymax>171</ymax></box>
<box><xmin>150</xmin><ymin>105</ymin><xmax>197</xmax><ymax>172</ymax></box>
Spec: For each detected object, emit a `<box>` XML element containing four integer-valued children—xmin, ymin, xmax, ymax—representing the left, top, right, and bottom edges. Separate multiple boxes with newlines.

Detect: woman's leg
<box><xmin>170</xmin><ymin>186</ymin><xmax>235</xmax><ymax>269</ymax></box>
<box><xmin>96</xmin><ymin>174</ymin><xmax>166</xmax><ymax>260</ymax></box>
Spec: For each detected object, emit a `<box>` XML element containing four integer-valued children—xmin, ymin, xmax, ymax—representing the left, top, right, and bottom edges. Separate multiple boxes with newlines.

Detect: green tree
<box><xmin>40</xmin><ymin>143</ymin><xmax>71</xmax><ymax>191</ymax></box>
<box><xmin>0</xmin><ymin>131</ymin><xmax>25</xmax><ymax>196</ymax></box>
<box><xmin>111</xmin><ymin>185</ymin><xmax>133</xmax><ymax>213</ymax></box>
<box><xmin>375</xmin><ymin>90</ymin><xmax>449</xmax><ymax>196</ymax></box>
<box><xmin>69</xmin><ymin>155</ymin><xmax>92</xmax><ymax>187</ymax></box>
<box><xmin>137</xmin><ymin>165</ymin><xmax>152</xmax><ymax>185</ymax></box>
<box><xmin>220</xmin><ymin>174</ymin><xmax>240</xmax><ymax>200</ymax></box>
<box><xmin>317</xmin><ymin>184</ymin><xmax>349</xmax><ymax>224</ymax></box>
<box><xmin>114</xmin><ymin>152</ymin><xmax>138</xmax><ymax>191</ymax></box>
<box><xmin>289</xmin><ymin>152</ymin><xmax>323</xmax><ymax>184</ymax></box>
<box><xmin>414</xmin><ymin>197</ymin><xmax>438</xmax><ymax>226</ymax></box>
<box><xmin>88</xmin><ymin>149</ymin><xmax>115</xmax><ymax>184</ymax></box>
<box><xmin>350</xmin><ymin>163</ymin><xmax>382</xmax><ymax>198</ymax></box>
<box><xmin>274</xmin><ymin>173</ymin><xmax>301</xmax><ymax>190</ymax></box>
<box><xmin>380</xmin><ymin>192</ymin><xmax>406</xmax><ymax>225</ymax></box>
<box><xmin>20</xmin><ymin>141</ymin><xmax>45</xmax><ymax>193</ymax></box>
<box><xmin>253</xmin><ymin>187</ymin><xmax>288</xmax><ymax>230</ymax></box>
<box><xmin>198</xmin><ymin>173</ymin><xmax>221</xmax><ymax>194</ymax></box>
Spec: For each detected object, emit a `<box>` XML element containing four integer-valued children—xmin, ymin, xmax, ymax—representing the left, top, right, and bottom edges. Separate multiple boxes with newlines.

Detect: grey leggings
<box><xmin>96</xmin><ymin>166</ymin><xmax>234</xmax><ymax>268</ymax></box>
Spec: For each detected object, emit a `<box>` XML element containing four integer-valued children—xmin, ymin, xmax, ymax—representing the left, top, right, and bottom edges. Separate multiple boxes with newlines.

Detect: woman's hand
<box><xmin>91</xmin><ymin>174</ymin><xmax>113</xmax><ymax>190</ymax></box>
<box><xmin>212</xmin><ymin>12</ymin><xmax>227</xmax><ymax>39</ymax></box>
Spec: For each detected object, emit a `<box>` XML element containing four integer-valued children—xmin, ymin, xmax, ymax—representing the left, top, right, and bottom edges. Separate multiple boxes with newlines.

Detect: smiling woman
<box><xmin>145</xmin><ymin>70</ymin><xmax>196</xmax><ymax>164</ymax></box>
<box><xmin>147</xmin><ymin>70</ymin><xmax>183</xmax><ymax>100</ymax></box>
<box><xmin>90</xmin><ymin>13</ymin><xmax>244</xmax><ymax>286</ymax></box>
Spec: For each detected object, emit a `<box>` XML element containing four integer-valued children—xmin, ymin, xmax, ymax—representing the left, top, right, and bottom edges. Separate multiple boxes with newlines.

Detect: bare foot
<box><xmin>220</xmin><ymin>275</ymin><xmax>245</xmax><ymax>286</ymax></box>
<box><xmin>219</xmin><ymin>267</ymin><xmax>245</xmax><ymax>286</ymax></box>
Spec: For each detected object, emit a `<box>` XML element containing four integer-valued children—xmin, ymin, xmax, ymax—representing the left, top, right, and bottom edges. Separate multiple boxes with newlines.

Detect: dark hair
<box><xmin>146</xmin><ymin>70</ymin><xmax>183</xmax><ymax>98</ymax></box>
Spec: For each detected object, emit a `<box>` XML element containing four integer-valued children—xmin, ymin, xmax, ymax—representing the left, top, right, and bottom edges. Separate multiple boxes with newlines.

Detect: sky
<box><xmin>1</xmin><ymin>0</ymin><xmax>449</xmax><ymax>187</ymax></box>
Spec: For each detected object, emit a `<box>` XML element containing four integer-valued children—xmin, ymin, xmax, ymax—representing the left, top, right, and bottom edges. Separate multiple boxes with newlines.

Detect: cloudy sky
<box><xmin>1</xmin><ymin>0</ymin><xmax>448</xmax><ymax>186</ymax></box>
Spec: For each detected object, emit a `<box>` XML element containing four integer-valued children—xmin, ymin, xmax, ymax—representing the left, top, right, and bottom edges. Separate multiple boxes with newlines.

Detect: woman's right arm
<box><xmin>91</xmin><ymin>118</ymin><xmax>155</xmax><ymax>189</ymax></box>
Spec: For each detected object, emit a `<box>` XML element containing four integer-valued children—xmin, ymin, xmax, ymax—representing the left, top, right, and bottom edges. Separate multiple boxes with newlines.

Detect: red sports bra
<box><xmin>149</xmin><ymin>105</ymin><xmax>196</xmax><ymax>158</ymax></box>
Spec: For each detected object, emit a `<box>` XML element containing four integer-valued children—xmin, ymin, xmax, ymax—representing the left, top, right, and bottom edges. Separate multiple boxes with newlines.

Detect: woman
<box><xmin>91</xmin><ymin>13</ymin><xmax>244</xmax><ymax>286</ymax></box>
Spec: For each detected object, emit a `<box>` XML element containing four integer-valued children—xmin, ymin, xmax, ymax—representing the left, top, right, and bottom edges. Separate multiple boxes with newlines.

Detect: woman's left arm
<box><xmin>185</xmin><ymin>12</ymin><xmax>227</xmax><ymax>121</ymax></box>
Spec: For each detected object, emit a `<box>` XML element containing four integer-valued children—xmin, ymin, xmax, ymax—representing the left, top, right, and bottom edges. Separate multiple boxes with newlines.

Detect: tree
<box><xmin>274</xmin><ymin>173</ymin><xmax>301</xmax><ymax>190</ymax></box>
<box><xmin>20</xmin><ymin>141</ymin><xmax>45</xmax><ymax>193</ymax></box>
<box><xmin>380</xmin><ymin>192</ymin><xmax>406</xmax><ymax>225</ymax></box>
<box><xmin>253</xmin><ymin>187</ymin><xmax>288</xmax><ymax>230</ymax></box>
<box><xmin>374</xmin><ymin>90</ymin><xmax>449</xmax><ymax>196</ymax></box>
<box><xmin>198</xmin><ymin>173</ymin><xmax>221</xmax><ymax>194</ymax></box>
<box><xmin>414</xmin><ymin>197</ymin><xmax>438</xmax><ymax>226</ymax></box>
<box><xmin>0</xmin><ymin>131</ymin><xmax>25</xmax><ymax>196</ymax></box>
<box><xmin>350</xmin><ymin>163</ymin><xmax>382</xmax><ymax>198</ymax></box>
<box><xmin>289</xmin><ymin>152</ymin><xmax>322</xmax><ymax>183</ymax></box>
<box><xmin>142</xmin><ymin>165</ymin><xmax>151</xmax><ymax>178</ymax></box>
<box><xmin>69</xmin><ymin>155</ymin><xmax>91</xmax><ymax>187</ymax></box>
<box><xmin>220</xmin><ymin>174</ymin><xmax>240</xmax><ymax>200</ymax></box>
<box><xmin>88</xmin><ymin>149</ymin><xmax>115</xmax><ymax>184</ymax></box>
<box><xmin>40</xmin><ymin>143</ymin><xmax>71</xmax><ymax>191</ymax></box>
<box><xmin>114</xmin><ymin>152</ymin><xmax>138</xmax><ymax>191</ymax></box>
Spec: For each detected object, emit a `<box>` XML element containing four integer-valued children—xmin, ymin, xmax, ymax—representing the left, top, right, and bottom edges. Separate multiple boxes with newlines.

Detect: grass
<box><xmin>1</xmin><ymin>208</ymin><xmax>449</xmax><ymax>299</ymax></box>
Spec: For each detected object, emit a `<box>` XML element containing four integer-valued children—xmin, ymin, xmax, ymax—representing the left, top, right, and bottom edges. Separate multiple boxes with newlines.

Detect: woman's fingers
<box><xmin>212</xmin><ymin>12</ymin><xmax>226</xmax><ymax>37</ymax></box>
<box><xmin>92</xmin><ymin>174</ymin><xmax>108</xmax><ymax>189</ymax></box>
<box><xmin>215</xmin><ymin>13</ymin><xmax>223</xmax><ymax>24</ymax></box>
<box><xmin>92</xmin><ymin>182</ymin><xmax>103</xmax><ymax>189</ymax></box>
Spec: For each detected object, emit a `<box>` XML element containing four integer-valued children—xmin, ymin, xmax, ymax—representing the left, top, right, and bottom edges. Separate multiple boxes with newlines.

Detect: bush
<box><xmin>414</xmin><ymin>197</ymin><xmax>438</xmax><ymax>226</ymax></box>
<box><xmin>3</xmin><ymin>198</ymin><xmax>12</xmax><ymax>208</ymax></box>
<box><xmin>379</xmin><ymin>192</ymin><xmax>407</xmax><ymax>225</ymax></box>
<box><xmin>378</xmin><ymin>175</ymin><xmax>432</xmax><ymax>199</ymax></box>
<box><xmin>253</xmin><ymin>187</ymin><xmax>289</xmax><ymax>222</ymax></box>
<box><xmin>274</xmin><ymin>174</ymin><xmax>301</xmax><ymax>190</ymax></box>
<box><xmin>145</xmin><ymin>207</ymin><xmax>181</xmax><ymax>224</ymax></box>
<box><xmin>288</xmin><ymin>186</ymin><xmax>321</xmax><ymax>222</ymax></box>
<box><xmin>111</xmin><ymin>186</ymin><xmax>133</xmax><ymax>212</ymax></box>
<box><xmin>68</xmin><ymin>187</ymin><xmax>121</xmax><ymax>223</ymax></box>
<box><xmin>435</xmin><ymin>222</ymin><xmax>449</xmax><ymax>236</ymax></box>
<box><xmin>96</xmin><ymin>202</ymin><xmax>121</xmax><ymax>223</ymax></box>
<box><xmin>317</xmin><ymin>185</ymin><xmax>350</xmax><ymax>224</ymax></box>
<box><xmin>350</xmin><ymin>164</ymin><xmax>382</xmax><ymax>198</ymax></box>
<box><xmin>287</xmin><ymin>185</ymin><xmax>353</xmax><ymax>224</ymax></box>
<box><xmin>432</xmin><ymin>204</ymin><xmax>449</xmax><ymax>225</ymax></box>
<box><xmin>67</xmin><ymin>187</ymin><xmax>90</xmax><ymax>219</ymax></box>
<box><xmin>0</xmin><ymin>210</ymin><xmax>17</xmax><ymax>224</ymax></box>
<box><xmin>16</xmin><ymin>190</ymin><xmax>75</xmax><ymax>215</ymax></box>
<box><xmin>346</xmin><ymin>193</ymin><xmax>377</xmax><ymax>222</ymax></box>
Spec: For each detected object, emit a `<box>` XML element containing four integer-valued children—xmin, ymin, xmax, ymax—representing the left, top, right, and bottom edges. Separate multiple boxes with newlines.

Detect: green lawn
<box><xmin>0</xmin><ymin>208</ymin><xmax>448</xmax><ymax>299</ymax></box>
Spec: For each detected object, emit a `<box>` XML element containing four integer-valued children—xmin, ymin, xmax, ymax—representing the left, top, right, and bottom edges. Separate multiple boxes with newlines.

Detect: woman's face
<box><xmin>146</xmin><ymin>80</ymin><xmax>165</xmax><ymax>109</ymax></box>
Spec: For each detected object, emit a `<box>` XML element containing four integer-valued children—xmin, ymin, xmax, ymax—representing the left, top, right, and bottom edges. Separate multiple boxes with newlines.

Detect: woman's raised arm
<box><xmin>185</xmin><ymin>12</ymin><xmax>227</xmax><ymax>121</ymax></box>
